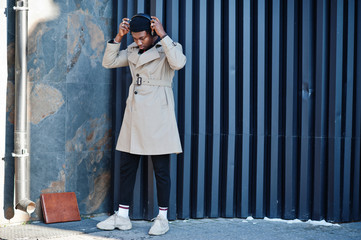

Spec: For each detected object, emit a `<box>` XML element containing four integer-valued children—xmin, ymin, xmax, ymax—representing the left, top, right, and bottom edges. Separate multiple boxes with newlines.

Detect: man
<box><xmin>96</xmin><ymin>13</ymin><xmax>186</xmax><ymax>236</ymax></box>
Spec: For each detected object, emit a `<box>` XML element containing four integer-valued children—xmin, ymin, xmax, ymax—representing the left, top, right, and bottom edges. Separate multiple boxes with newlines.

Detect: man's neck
<box><xmin>139</xmin><ymin>36</ymin><xmax>159</xmax><ymax>54</ymax></box>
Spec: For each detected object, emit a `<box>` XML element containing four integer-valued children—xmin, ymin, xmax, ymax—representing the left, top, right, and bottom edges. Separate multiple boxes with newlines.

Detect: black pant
<box><xmin>118</xmin><ymin>152</ymin><xmax>170</xmax><ymax>207</ymax></box>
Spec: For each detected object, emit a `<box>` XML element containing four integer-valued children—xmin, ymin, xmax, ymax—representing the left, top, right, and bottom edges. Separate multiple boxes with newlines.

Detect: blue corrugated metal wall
<box><xmin>112</xmin><ymin>0</ymin><xmax>361</xmax><ymax>223</ymax></box>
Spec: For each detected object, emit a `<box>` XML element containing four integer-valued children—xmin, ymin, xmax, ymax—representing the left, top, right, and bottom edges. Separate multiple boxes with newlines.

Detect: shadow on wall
<box><xmin>4</xmin><ymin>0</ymin><xmax>113</xmax><ymax>222</ymax></box>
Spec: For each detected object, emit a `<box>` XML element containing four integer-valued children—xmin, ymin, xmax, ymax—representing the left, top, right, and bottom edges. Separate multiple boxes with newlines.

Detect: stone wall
<box><xmin>3</xmin><ymin>0</ymin><xmax>115</xmax><ymax>221</ymax></box>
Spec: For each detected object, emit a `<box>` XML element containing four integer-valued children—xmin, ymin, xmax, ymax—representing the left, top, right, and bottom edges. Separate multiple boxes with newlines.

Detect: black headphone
<box><xmin>131</xmin><ymin>13</ymin><xmax>152</xmax><ymax>21</ymax></box>
<box><xmin>131</xmin><ymin>13</ymin><xmax>155</xmax><ymax>36</ymax></box>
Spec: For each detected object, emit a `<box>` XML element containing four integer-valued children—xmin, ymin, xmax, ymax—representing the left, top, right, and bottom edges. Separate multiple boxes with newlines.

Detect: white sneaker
<box><xmin>148</xmin><ymin>214</ymin><xmax>169</xmax><ymax>235</ymax></box>
<box><xmin>96</xmin><ymin>213</ymin><xmax>132</xmax><ymax>231</ymax></box>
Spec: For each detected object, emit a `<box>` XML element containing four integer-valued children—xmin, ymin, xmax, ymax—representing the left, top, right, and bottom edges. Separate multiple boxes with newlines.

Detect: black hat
<box><xmin>130</xmin><ymin>13</ymin><xmax>152</xmax><ymax>33</ymax></box>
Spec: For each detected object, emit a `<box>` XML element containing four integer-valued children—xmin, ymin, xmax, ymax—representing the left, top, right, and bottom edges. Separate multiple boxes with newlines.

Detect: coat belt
<box><xmin>133</xmin><ymin>78</ymin><xmax>172</xmax><ymax>88</ymax></box>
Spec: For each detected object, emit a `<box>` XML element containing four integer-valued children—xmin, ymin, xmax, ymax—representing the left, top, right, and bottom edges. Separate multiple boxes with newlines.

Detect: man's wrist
<box><xmin>160</xmin><ymin>33</ymin><xmax>168</xmax><ymax>39</ymax></box>
<box><xmin>114</xmin><ymin>34</ymin><xmax>122</xmax><ymax>43</ymax></box>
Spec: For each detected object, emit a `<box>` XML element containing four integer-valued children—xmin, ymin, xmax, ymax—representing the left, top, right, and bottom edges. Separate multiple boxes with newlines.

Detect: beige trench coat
<box><xmin>102</xmin><ymin>36</ymin><xmax>186</xmax><ymax>155</ymax></box>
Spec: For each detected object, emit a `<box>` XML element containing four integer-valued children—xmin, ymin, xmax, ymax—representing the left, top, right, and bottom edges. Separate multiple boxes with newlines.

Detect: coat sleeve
<box><xmin>102</xmin><ymin>40</ymin><xmax>129</xmax><ymax>69</ymax></box>
<box><xmin>160</xmin><ymin>36</ymin><xmax>186</xmax><ymax>70</ymax></box>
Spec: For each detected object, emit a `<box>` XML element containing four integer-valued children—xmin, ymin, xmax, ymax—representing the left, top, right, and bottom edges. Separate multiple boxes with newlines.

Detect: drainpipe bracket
<box><xmin>12</xmin><ymin>151</ymin><xmax>29</xmax><ymax>158</ymax></box>
<box><xmin>13</xmin><ymin>6</ymin><xmax>29</xmax><ymax>11</ymax></box>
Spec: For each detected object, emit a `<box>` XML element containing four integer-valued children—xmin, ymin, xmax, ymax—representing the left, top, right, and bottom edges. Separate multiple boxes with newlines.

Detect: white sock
<box><xmin>159</xmin><ymin>207</ymin><xmax>168</xmax><ymax>219</ymax></box>
<box><xmin>117</xmin><ymin>204</ymin><xmax>129</xmax><ymax>218</ymax></box>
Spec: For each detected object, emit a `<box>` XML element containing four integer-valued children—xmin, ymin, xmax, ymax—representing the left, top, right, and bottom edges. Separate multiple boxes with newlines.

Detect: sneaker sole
<box><xmin>96</xmin><ymin>225</ymin><xmax>115</xmax><ymax>231</ymax></box>
<box><xmin>115</xmin><ymin>225</ymin><xmax>132</xmax><ymax>231</ymax></box>
<box><xmin>149</xmin><ymin>226</ymin><xmax>169</xmax><ymax>235</ymax></box>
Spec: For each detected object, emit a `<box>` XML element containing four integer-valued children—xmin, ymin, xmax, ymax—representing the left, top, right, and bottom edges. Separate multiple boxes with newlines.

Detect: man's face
<box><xmin>131</xmin><ymin>31</ymin><xmax>154</xmax><ymax>51</ymax></box>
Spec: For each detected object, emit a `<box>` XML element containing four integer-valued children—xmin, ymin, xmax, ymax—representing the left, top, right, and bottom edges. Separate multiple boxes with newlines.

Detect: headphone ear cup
<box><xmin>150</xmin><ymin>18</ymin><xmax>154</xmax><ymax>36</ymax></box>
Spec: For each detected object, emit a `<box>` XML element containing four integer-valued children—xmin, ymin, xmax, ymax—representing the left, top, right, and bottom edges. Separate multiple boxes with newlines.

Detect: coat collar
<box><xmin>128</xmin><ymin>41</ymin><xmax>162</xmax><ymax>68</ymax></box>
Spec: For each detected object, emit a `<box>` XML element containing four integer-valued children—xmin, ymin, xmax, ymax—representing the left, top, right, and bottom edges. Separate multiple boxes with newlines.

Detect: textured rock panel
<box><xmin>30</xmin><ymin>84</ymin><xmax>65</xmax><ymax>124</ymax></box>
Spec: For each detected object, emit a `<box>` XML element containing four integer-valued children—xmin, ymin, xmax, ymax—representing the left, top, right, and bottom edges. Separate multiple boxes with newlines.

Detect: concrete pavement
<box><xmin>0</xmin><ymin>214</ymin><xmax>361</xmax><ymax>240</ymax></box>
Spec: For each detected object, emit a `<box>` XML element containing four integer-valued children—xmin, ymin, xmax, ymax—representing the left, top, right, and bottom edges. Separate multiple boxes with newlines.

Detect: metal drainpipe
<box><xmin>12</xmin><ymin>0</ymin><xmax>35</xmax><ymax>214</ymax></box>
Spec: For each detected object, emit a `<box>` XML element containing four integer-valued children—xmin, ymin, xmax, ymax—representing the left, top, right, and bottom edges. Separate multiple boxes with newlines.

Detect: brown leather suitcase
<box><xmin>40</xmin><ymin>192</ymin><xmax>81</xmax><ymax>224</ymax></box>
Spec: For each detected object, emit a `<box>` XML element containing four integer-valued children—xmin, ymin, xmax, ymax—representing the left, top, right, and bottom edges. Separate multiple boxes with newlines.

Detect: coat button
<box><xmin>134</xmin><ymin>91</ymin><xmax>138</xmax><ymax>94</ymax></box>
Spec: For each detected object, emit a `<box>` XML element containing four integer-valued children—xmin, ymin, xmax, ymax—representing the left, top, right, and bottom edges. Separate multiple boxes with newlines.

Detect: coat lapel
<box><xmin>128</xmin><ymin>43</ymin><xmax>139</xmax><ymax>65</ymax></box>
<box><xmin>128</xmin><ymin>51</ymin><xmax>139</xmax><ymax>65</ymax></box>
<box><xmin>135</xmin><ymin>45</ymin><xmax>161</xmax><ymax>68</ymax></box>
